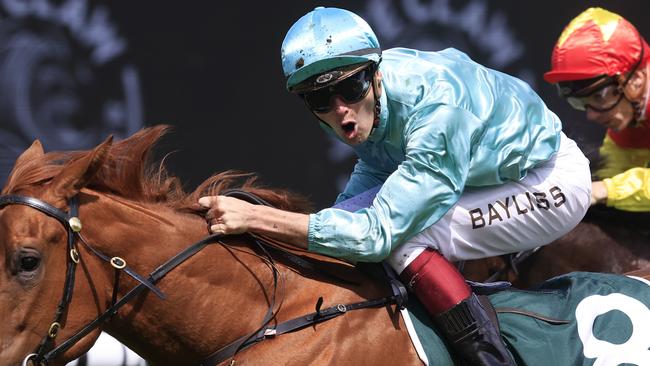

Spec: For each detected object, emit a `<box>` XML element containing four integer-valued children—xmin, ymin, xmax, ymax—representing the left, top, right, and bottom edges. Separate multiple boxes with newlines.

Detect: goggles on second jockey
<box><xmin>562</xmin><ymin>77</ymin><xmax>622</xmax><ymax>112</ymax></box>
<box><xmin>299</xmin><ymin>64</ymin><xmax>375</xmax><ymax>114</ymax></box>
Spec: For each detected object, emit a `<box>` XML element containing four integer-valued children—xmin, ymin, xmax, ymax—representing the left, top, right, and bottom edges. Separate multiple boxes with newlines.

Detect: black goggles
<box><xmin>299</xmin><ymin>65</ymin><xmax>375</xmax><ymax>113</ymax></box>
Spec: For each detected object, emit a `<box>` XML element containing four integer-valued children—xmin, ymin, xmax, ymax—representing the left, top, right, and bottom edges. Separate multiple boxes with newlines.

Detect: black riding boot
<box><xmin>433</xmin><ymin>293</ymin><xmax>516</xmax><ymax>366</ymax></box>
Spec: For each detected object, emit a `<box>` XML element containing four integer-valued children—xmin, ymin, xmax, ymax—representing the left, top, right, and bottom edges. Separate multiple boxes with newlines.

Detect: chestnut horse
<box><xmin>2</xmin><ymin>126</ymin><xmax>649</xmax><ymax>366</ymax></box>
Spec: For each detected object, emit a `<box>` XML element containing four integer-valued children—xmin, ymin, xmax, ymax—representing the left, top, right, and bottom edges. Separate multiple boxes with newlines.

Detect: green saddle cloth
<box><xmin>405</xmin><ymin>272</ymin><xmax>650</xmax><ymax>365</ymax></box>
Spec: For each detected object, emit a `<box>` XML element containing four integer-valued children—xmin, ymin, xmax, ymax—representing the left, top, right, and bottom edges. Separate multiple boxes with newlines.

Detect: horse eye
<box><xmin>19</xmin><ymin>256</ymin><xmax>41</xmax><ymax>272</ymax></box>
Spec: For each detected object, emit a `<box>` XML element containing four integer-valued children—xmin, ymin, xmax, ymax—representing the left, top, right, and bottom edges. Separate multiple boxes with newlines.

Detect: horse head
<box><xmin>0</xmin><ymin>136</ymin><xmax>114</xmax><ymax>366</ymax></box>
<box><xmin>0</xmin><ymin>126</ymin><xmax>214</xmax><ymax>365</ymax></box>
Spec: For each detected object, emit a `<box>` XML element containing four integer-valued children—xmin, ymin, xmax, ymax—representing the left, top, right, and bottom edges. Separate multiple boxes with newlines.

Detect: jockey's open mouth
<box><xmin>342</xmin><ymin>120</ymin><xmax>357</xmax><ymax>138</ymax></box>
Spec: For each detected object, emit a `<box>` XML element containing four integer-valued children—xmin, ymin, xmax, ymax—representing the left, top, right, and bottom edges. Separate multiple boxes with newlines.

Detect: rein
<box><xmin>2</xmin><ymin>191</ymin><xmax>406</xmax><ymax>366</ymax></box>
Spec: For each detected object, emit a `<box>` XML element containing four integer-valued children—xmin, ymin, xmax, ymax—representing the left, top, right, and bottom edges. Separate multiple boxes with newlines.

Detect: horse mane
<box><xmin>2</xmin><ymin>125</ymin><xmax>314</xmax><ymax>214</ymax></box>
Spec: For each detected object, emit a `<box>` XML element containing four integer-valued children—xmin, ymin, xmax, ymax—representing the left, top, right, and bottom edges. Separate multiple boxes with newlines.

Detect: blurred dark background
<box><xmin>1</xmin><ymin>0</ymin><xmax>649</xmax><ymax>209</ymax></box>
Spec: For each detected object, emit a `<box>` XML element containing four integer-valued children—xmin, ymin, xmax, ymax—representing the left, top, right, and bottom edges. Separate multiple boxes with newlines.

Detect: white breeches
<box><xmin>387</xmin><ymin>132</ymin><xmax>591</xmax><ymax>274</ymax></box>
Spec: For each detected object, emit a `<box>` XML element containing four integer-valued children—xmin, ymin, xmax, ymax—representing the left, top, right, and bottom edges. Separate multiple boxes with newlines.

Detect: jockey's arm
<box><xmin>592</xmin><ymin>134</ymin><xmax>650</xmax><ymax>210</ymax></box>
<box><xmin>199</xmin><ymin>195</ymin><xmax>310</xmax><ymax>249</ymax></box>
<box><xmin>600</xmin><ymin>167</ymin><xmax>650</xmax><ymax>211</ymax></box>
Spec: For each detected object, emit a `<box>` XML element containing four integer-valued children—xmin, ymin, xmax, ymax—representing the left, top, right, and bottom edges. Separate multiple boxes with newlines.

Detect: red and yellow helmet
<box><xmin>544</xmin><ymin>7</ymin><xmax>648</xmax><ymax>84</ymax></box>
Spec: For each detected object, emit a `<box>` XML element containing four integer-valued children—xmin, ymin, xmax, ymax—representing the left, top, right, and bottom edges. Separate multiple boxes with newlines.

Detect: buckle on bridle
<box><xmin>47</xmin><ymin>322</ymin><xmax>61</xmax><ymax>338</ymax></box>
<box><xmin>69</xmin><ymin>249</ymin><xmax>80</xmax><ymax>264</ymax></box>
<box><xmin>110</xmin><ymin>257</ymin><xmax>127</xmax><ymax>269</ymax></box>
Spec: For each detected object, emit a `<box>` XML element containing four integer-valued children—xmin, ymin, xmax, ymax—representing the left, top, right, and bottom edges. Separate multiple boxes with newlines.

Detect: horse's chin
<box><xmin>3</xmin><ymin>329</ymin><xmax>103</xmax><ymax>366</ymax></box>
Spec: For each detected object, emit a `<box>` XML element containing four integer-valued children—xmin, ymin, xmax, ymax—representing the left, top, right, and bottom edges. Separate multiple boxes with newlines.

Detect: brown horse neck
<box><xmin>75</xmin><ymin>191</ymin><xmax>223</xmax><ymax>361</ymax></box>
<box><xmin>78</xmin><ymin>190</ymin><xmax>396</xmax><ymax>363</ymax></box>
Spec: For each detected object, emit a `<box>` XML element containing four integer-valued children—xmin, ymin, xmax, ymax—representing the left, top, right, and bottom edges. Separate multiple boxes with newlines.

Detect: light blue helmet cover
<box><xmin>281</xmin><ymin>7</ymin><xmax>381</xmax><ymax>91</ymax></box>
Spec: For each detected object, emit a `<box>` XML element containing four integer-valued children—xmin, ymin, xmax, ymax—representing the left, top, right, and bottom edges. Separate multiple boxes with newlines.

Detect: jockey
<box><xmin>544</xmin><ymin>7</ymin><xmax>650</xmax><ymax>210</ymax></box>
<box><xmin>199</xmin><ymin>7</ymin><xmax>591</xmax><ymax>365</ymax></box>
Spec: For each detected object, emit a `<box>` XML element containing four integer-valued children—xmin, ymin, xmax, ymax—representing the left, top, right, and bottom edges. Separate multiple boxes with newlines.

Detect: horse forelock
<box><xmin>2</xmin><ymin>125</ymin><xmax>314</xmax><ymax>215</ymax></box>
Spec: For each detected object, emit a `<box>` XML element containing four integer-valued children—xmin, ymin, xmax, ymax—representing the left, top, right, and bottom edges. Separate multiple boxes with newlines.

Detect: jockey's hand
<box><xmin>590</xmin><ymin>181</ymin><xmax>608</xmax><ymax>206</ymax></box>
<box><xmin>199</xmin><ymin>195</ymin><xmax>309</xmax><ymax>248</ymax></box>
<box><xmin>198</xmin><ymin>195</ymin><xmax>253</xmax><ymax>235</ymax></box>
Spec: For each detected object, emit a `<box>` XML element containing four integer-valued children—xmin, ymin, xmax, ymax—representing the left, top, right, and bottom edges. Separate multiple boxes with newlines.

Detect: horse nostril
<box><xmin>15</xmin><ymin>322</ymin><xmax>26</xmax><ymax>332</ymax></box>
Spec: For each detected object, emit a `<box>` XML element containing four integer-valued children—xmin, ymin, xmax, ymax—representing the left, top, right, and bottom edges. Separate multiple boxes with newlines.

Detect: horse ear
<box><xmin>6</xmin><ymin>140</ymin><xmax>45</xmax><ymax>181</ymax></box>
<box><xmin>49</xmin><ymin>136</ymin><xmax>113</xmax><ymax>200</ymax></box>
<box><xmin>15</xmin><ymin>140</ymin><xmax>45</xmax><ymax>167</ymax></box>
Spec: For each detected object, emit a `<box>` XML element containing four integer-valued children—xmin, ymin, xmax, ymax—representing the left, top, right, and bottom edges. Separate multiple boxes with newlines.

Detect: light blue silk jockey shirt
<box><xmin>307</xmin><ymin>47</ymin><xmax>562</xmax><ymax>262</ymax></box>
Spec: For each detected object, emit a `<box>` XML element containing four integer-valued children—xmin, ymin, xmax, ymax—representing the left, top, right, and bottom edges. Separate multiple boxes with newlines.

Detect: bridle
<box><xmin>2</xmin><ymin>191</ymin><xmax>407</xmax><ymax>366</ymax></box>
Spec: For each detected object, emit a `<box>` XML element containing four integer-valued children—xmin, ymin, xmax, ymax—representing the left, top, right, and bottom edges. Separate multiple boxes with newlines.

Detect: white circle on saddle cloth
<box><xmin>575</xmin><ymin>293</ymin><xmax>650</xmax><ymax>366</ymax></box>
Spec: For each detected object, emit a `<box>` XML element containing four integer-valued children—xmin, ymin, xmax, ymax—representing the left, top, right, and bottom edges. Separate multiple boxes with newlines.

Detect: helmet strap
<box><xmin>373</xmin><ymin>96</ymin><xmax>381</xmax><ymax>127</ymax></box>
<box><xmin>636</xmin><ymin>63</ymin><xmax>650</xmax><ymax>124</ymax></box>
<box><xmin>372</xmin><ymin>73</ymin><xmax>381</xmax><ymax>128</ymax></box>
<box><xmin>631</xmin><ymin>100</ymin><xmax>643</xmax><ymax>125</ymax></box>
<box><xmin>622</xmin><ymin>65</ymin><xmax>650</xmax><ymax>125</ymax></box>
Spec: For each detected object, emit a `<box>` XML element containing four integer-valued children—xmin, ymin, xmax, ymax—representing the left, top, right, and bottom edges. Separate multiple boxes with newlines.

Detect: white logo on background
<box><xmin>0</xmin><ymin>0</ymin><xmax>143</xmax><ymax>185</ymax></box>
